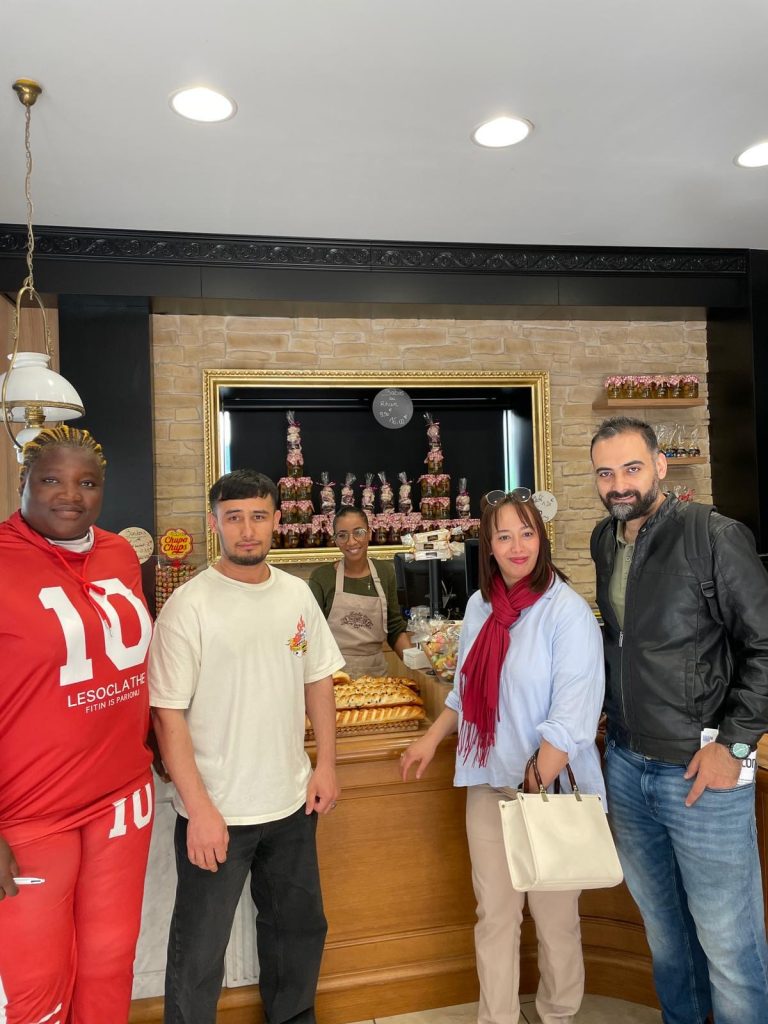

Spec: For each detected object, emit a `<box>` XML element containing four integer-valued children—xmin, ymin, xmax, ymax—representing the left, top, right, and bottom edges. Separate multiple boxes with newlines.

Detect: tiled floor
<box><xmin>359</xmin><ymin>996</ymin><xmax>662</xmax><ymax>1024</ymax></box>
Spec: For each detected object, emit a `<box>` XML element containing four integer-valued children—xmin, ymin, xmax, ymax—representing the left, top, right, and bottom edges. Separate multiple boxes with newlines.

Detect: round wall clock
<box><xmin>372</xmin><ymin>387</ymin><xmax>414</xmax><ymax>429</ymax></box>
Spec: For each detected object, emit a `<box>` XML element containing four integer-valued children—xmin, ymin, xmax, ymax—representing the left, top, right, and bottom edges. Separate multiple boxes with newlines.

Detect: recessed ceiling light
<box><xmin>472</xmin><ymin>115</ymin><xmax>533</xmax><ymax>148</ymax></box>
<box><xmin>170</xmin><ymin>86</ymin><xmax>236</xmax><ymax>123</ymax></box>
<box><xmin>735</xmin><ymin>141</ymin><xmax>768</xmax><ymax>168</ymax></box>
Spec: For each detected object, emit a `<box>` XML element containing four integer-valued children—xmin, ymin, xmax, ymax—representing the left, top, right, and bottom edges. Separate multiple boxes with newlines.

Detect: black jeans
<box><xmin>164</xmin><ymin>807</ymin><xmax>327</xmax><ymax>1024</ymax></box>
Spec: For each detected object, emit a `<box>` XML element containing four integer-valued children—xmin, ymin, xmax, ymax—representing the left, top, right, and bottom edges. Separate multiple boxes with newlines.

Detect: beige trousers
<box><xmin>466</xmin><ymin>785</ymin><xmax>585</xmax><ymax>1024</ymax></box>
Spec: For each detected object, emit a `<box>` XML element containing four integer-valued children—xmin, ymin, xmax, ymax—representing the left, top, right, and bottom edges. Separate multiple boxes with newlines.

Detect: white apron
<box><xmin>326</xmin><ymin>559</ymin><xmax>389</xmax><ymax>679</ymax></box>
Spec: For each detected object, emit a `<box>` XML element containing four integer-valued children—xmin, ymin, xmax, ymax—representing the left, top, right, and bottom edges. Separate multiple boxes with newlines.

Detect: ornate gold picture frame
<box><xmin>203</xmin><ymin>369</ymin><xmax>552</xmax><ymax>564</ymax></box>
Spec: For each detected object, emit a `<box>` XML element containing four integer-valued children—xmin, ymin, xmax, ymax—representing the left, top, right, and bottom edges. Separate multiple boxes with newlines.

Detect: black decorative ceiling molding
<box><xmin>0</xmin><ymin>225</ymin><xmax>748</xmax><ymax>276</ymax></box>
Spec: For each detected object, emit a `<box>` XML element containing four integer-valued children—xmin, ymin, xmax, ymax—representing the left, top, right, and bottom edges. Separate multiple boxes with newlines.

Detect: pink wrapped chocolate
<box><xmin>378</xmin><ymin>471</ymin><xmax>395</xmax><ymax>513</ymax></box>
<box><xmin>285</xmin><ymin>411</ymin><xmax>304</xmax><ymax>477</ymax></box>
<box><xmin>341</xmin><ymin>472</ymin><xmax>356</xmax><ymax>506</ymax></box>
<box><xmin>361</xmin><ymin>473</ymin><xmax>376</xmax><ymax>514</ymax></box>
<box><xmin>318</xmin><ymin>471</ymin><xmax>336</xmax><ymax>514</ymax></box>
<box><xmin>398</xmin><ymin>471</ymin><xmax>413</xmax><ymax>514</ymax></box>
<box><xmin>456</xmin><ymin>477</ymin><xmax>471</xmax><ymax>518</ymax></box>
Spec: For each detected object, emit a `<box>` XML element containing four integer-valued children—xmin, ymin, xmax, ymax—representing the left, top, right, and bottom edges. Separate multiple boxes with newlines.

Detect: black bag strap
<box><xmin>683</xmin><ymin>502</ymin><xmax>722</xmax><ymax>626</ymax></box>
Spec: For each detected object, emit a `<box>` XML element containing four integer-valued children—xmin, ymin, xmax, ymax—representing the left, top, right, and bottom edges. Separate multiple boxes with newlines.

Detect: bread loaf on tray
<box><xmin>307</xmin><ymin>673</ymin><xmax>427</xmax><ymax>732</ymax></box>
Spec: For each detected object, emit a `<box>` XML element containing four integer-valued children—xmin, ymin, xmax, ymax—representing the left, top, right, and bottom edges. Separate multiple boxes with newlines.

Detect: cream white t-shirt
<box><xmin>149</xmin><ymin>565</ymin><xmax>344</xmax><ymax>824</ymax></box>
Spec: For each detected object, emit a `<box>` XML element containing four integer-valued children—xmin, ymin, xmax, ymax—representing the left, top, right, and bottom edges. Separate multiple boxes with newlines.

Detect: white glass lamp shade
<box><xmin>0</xmin><ymin>352</ymin><xmax>84</xmax><ymax>422</ymax></box>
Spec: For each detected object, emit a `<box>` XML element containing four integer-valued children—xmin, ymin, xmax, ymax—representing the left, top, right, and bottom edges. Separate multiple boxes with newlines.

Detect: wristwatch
<box><xmin>728</xmin><ymin>742</ymin><xmax>751</xmax><ymax>760</ymax></box>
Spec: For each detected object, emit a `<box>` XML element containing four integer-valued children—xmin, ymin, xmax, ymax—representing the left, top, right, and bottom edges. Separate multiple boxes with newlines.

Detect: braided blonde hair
<box><xmin>19</xmin><ymin>425</ymin><xmax>107</xmax><ymax>486</ymax></box>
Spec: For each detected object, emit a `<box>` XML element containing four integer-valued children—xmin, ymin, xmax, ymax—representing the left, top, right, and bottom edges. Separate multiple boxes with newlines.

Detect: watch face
<box><xmin>531</xmin><ymin>490</ymin><xmax>558</xmax><ymax>523</ymax></box>
<box><xmin>730</xmin><ymin>742</ymin><xmax>751</xmax><ymax>759</ymax></box>
<box><xmin>372</xmin><ymin>388</ymin><xmax>414</xmax><ymax>429</ymax></box>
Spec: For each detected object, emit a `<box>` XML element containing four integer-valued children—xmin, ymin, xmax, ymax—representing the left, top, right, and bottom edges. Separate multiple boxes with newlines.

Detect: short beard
<box><xmin>603</xmin><ymin>480</ymin><xmax>660</xmax><ymax>522</ymax></box>
<box><xmin>220</xmin><ymin>545</ymin><xmax>268</xmax><ymax>567</ymax></box>
<box><xmin>227</xmin><ymin>553</ymin><xmax>267</xmax><ymax>566</ymax></box>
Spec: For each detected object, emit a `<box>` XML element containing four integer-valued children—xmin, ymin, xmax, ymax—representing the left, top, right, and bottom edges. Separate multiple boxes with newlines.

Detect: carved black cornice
<box><xmin>0</xmin><ymin>225</ymin><xmax>748</xmax><ymax>276</ymax></box>
<box><xmin>371</xmin><ymin>244</ymin><xmax>748</xmax><ymax>275</ymax></box>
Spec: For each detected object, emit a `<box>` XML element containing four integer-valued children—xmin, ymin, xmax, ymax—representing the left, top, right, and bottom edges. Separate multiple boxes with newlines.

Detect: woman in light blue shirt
<box><xmin>402</xmin><ymin>491</ymin><xmax>605</xmax><ymax>1024</ymax></box>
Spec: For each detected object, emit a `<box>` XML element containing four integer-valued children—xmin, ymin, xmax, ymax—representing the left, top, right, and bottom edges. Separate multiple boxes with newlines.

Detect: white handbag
<box><xmin>498</xmin><ymin>754</ymin><xmax>623</xmax><ymax>892</ymax></box>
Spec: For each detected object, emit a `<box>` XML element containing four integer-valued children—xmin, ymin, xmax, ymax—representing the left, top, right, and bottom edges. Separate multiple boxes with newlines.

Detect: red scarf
<box><xmin>458</xmin><ymin>571</ymin><xmax>543</xmax><ymax>766</ymax></box>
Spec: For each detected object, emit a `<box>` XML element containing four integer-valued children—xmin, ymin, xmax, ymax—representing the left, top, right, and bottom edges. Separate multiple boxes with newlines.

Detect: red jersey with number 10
<box><xmin>0</xmin><ymin>511</ymin><xmax>154</xmax><ymax>845</ymax></box>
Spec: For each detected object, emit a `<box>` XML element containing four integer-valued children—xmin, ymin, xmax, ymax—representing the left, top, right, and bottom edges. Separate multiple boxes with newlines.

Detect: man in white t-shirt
<box><xmin>149</xmin><ymin>470</ymin><xmax>344</xmax><ymax>1024</ymax></box>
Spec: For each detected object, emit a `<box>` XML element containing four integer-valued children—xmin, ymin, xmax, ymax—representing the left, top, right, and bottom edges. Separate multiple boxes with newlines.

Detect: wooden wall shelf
<box><xmin>592</xmin><ymin>397</ymin><xmax>705</xmax><ymax>410</ymax></box>
<box><xmin>664</xmin><ymin>456</ymin><xmax>707</xmax><ymax>466</ymax></box>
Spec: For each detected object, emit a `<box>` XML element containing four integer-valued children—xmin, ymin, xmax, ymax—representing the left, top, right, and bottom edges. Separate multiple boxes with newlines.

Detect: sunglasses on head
<box><xmin>483</xmin><ymin>487</ymin><xmax>532</xmax><ymax>506</ymax></box>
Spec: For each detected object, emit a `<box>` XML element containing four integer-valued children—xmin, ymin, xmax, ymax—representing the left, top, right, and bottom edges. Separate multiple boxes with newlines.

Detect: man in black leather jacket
<box><xmin>590</xmin><ymin>416</ymin><xmax>768</xmax><ymax>1024</ymax></box>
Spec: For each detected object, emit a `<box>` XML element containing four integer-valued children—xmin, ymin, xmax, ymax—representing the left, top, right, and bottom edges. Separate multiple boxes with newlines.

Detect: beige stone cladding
<box><xmin>151</xmin><ymin>315</ymin><xmax>710</xmax><ymax>602</ymax></box>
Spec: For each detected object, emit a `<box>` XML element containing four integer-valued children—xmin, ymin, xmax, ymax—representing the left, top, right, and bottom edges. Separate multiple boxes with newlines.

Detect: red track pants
<box><xmin>0</xmin><ymin>773</ymin><xmax>153</xmax><ymax>1024</ymax></box>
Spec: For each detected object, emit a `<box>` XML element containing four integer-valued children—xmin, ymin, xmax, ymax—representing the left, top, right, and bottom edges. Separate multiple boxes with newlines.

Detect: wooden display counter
<box><xmin>130</xmin><ymin>674</ymin><xmax>768</xmax><ymax>1023</ymax></box>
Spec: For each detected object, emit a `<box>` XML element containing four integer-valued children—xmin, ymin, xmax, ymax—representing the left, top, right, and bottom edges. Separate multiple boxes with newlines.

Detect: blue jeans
<box><xmin>164</xmin><ymin>807</ymin><xmax>326</xmax><ymax>1024</ymax></box>
<box><xmin>604</xmin><ymin>741</ymin><xmax>768</xmax><ymax>1024</ymax></box>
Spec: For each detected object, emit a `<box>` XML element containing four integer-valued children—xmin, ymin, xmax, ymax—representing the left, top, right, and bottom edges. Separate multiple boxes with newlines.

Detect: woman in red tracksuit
<box><xmin>0</xmin><ymin>425</ymin><xmax>154</xmax><ymax>1023</ymax></box>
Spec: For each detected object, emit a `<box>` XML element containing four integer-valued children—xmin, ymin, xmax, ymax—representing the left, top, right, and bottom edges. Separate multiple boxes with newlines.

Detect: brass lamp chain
<box><xmin>22</xmin><ymin>99</ymin><xmax>36</xmax><ymax>294</ymax></box>
<box><xmin>2</xmin><ymin>79</ymin><xmax>54</xmax><ymax>450</ymax></box>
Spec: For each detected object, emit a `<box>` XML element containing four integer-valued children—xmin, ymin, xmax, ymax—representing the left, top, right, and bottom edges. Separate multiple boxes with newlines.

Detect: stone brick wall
<box><xmin>152</xmin><ymin>314</ymin><xmax>710</xmax><ymax>601</ymax></box>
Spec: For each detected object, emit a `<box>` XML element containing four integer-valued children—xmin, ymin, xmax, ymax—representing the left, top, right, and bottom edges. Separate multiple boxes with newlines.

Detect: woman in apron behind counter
<box><xmin>308</xmin><ymin>506</ymin><xmax>412</xmax><ymax>678</ymax></box>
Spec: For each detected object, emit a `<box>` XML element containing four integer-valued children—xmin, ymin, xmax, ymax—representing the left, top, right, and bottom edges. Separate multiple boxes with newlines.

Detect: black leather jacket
<box><xmin>592</xmin><ymin>495</ymin><xmax>768</xmax><ymax>762</ymax></box>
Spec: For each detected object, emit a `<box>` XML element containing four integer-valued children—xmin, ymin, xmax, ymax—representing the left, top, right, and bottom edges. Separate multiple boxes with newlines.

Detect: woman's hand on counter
<box><xmin>400</xmin><ymin>708</ymin><xmax>459</xmax><ymax>782</ymax></box>
<box><xmin>401</xmin><ymin>734</ymin><xmax>439</xmax><ymax>781</ymax></box>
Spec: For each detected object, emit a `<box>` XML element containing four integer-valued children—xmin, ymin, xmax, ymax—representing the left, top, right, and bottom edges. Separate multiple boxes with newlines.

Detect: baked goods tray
<box><xmin>306</xmin><ymin>718</ymin><xmax>423</xmax><ymax>740</ymax></box>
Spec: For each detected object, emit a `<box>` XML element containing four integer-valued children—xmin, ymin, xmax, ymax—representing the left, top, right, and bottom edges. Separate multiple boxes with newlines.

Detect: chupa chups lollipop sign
<box><xmin>159</xmin><ymin>528</ymin><xmax>193</xmax><ymax>566</ymax></box>
<box><xmin>156</xmin><ymin>529</ymin><xmax>195</xmax><ymax>613</ymax></box>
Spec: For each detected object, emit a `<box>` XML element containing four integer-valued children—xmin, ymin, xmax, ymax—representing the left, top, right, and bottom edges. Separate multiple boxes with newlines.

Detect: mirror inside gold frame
<box><xmin>203</xmin><ymin>369</ymin><xmax>552</xmax><ymax>564</ymax></box>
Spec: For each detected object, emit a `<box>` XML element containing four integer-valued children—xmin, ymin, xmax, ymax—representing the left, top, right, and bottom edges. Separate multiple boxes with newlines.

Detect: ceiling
<box><xmin>2</xmin><ymin>0</ymin><xmax>767</xmax><ymax>250</ymax></box>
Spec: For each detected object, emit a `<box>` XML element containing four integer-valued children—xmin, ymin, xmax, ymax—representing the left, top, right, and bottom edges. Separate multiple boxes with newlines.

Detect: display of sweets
<box><xmin>278</xmin><ymin>476</ymin><xmax>296</xmax><ymax>501</ymax></box>
<box><xmin>318</xmin><ymin>471</ymin><xmax>336</xmax><ymax>514</ymax></box>
<box><xmin>280</xmin><ymin>500</ymin><xmax>298</xmax><ymax>523</ymax></box>
<box><xmin>423</xmin><ymin>623</ymin><xmax>460</xmax><ymax>683</ymax></box>
<box><xmin>378</xmin><ymin>471</ymin><xmax>395</xmax><ymax>513</ymax></box>
<box><xmin>398</xmin><ymin>472</ymin><xmax>413</xmax><ymax>514</ymax></box>
<box><xmin>372</xmin><ymin>514</ymin><xmax>390</xmax><ymax>545</ymax></box>
<box><xmin>281</xmin><ymin>523</ymin><xmax>304</xmax><ymax>548</ymax></box>
<box><xmin>424</xmin><ymin>412</ymin><xmax>444</xmax><ymax>473</ymax></box>
<box><xmin>361</xmin><ymin>473</ymin><xmax>376</xmax><ymax>514</ymax></box>
<box><xmin>156</xmin><ymin>562</ymin><xmax>196</xmax><ymax>613</ymax></box>
<box><xmin>285</xmin><ymin>410</ymin><xmax>305</xmax><ymax>477</ymax></box>
<box><xmin>296</xmin><ymin>499</ymin><xmax>314</xmax><ymax>524</ymax></box>
<box><xmin>419</xmin><ymin>473</ymin><xmax>450</xmax><ymax>497</ymax></box>
<box><xmin>278</xmin><ymin>475</ymin><xmax>312</xmax><ymax>501</ymax></box>
<box><xmin>342</xmin><ymin>472</ymin><xmax>356</xmax><ymax>506</ymax></box>
<box><xmin>456</xmin><ymin>477</ymin><xmax>471</xmax><ymax>518</ymax></box>
<box><xmin>388</xmin><ymin>512</ymin><xmax>405</xmax><ymax>543</ymax></box>
<box><xmin>307</xmin><ymin>516</ymin><xmax>327</xmax><ymax>546</ymax></box>
<box><xmin>420</xmin><ymin>496</ymin><xmax>451</xmax><ymax>521</ymax></box>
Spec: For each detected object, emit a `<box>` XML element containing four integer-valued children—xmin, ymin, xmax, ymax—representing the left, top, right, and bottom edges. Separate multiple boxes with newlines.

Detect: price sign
<box><xmin>119</xmin><ymin>526</ymin><xmax>155</xmax><ymax>564</ymax></box>
<box><xmin>372</xmin><ymin>388</ymin><xmax>414</xmax><ymax>429</ymax></box>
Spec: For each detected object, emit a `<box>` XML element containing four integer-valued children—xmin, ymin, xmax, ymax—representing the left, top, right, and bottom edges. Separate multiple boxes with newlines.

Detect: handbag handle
<box><xmin>523</xmin><ymin>751</ymin><xmax>582</xmax><ymax>802</ymax></box>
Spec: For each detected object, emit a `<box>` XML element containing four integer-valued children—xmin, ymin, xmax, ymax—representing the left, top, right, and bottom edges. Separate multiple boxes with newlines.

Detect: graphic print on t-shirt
<box><xmin>41</xmin><ymin>577</ymin><xmax>153</xmax><ymax>717</ymax></box>
<box><xmin>287</xmin><ymin>615</ymin><xmax>308</xmax><ymax>656</ymax></box>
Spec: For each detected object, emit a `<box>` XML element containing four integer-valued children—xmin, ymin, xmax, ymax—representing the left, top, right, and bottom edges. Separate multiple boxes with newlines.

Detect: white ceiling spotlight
<box><xmin>170</xmin><ymin>86</ymin><xmax>237</xmax><ymax>123</ymax></box>
<box><xmin>735</xmin><ymin>141</ymin><xmax>768</xmax><ymax>168</ymax></box>
<box><xmin>472</xmin><ymin>115</ymin><xmax>533</xmax><ymax>148</ymax></box>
